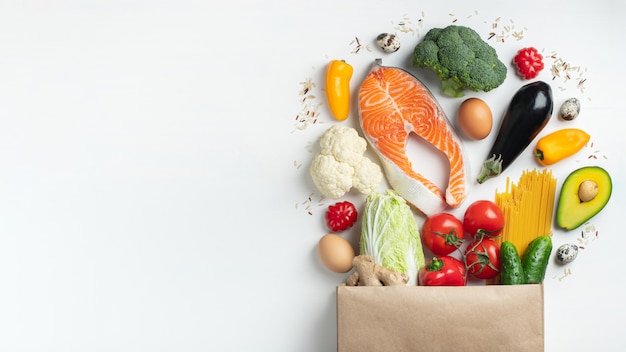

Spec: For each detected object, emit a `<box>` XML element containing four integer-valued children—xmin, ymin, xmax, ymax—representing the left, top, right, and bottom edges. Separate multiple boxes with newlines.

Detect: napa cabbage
<box><xmin>360</xmin><ymin>190</ymin><xmax>425</xmax><ymax>285</ymax></box>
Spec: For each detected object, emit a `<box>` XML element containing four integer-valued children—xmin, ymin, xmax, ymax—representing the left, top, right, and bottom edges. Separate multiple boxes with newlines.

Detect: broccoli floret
<box><xmin>413</xmin><ymin>25</ymin><xmax>507</xmax><ymax>98</ymax></box>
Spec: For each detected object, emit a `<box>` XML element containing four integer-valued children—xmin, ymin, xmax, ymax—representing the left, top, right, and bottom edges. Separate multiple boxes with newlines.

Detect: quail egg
<box><xmin>555</xmin><ymin>243</ymin><xmax>579</xmax><ymax>265</ymax></box>
<box><xmin>559</xmin><ymin>98</ymin><xmax>580</xmax><ymax>121</ymax></box>
<box><xmin>376</xmin><ymin>33</ymin><xmax>400</xmax><ymax>53</ymax></box>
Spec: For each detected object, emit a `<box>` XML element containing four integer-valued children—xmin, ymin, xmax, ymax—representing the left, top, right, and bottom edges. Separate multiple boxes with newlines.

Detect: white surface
<box><xmin>0</xmin><ymin>1</ymin><xmax>623</xmax><ymax>351</ymax></box>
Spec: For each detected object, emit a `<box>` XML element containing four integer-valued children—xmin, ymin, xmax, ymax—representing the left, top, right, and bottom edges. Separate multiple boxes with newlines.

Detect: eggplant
<box><xmin>477</xmin><ymin>81</ymin><xmax>553</xmax><ymax>184</ymax></box>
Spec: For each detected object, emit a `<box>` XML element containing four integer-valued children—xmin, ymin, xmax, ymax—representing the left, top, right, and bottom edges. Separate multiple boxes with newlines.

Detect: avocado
<box><xmin>556</xmin><ymin>166</ymin><xmax>612</xmax><ymax>230</ymax></box>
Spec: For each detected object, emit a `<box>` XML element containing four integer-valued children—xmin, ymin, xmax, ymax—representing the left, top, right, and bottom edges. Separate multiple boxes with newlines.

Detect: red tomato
<box><xmin>418</xmin><ymin>256</ymin><xmax>466</xmax><ymax>286</ymax></box>
<box><xmin>463</xmin><ymin>200</ymin><xmax>504</xmax><ymax>240</ymax></box>
<box><xmin>464</xmin><ymin>238</ymin><xmax>501</xmax><ymax>280</ymax></box>
<box><xmin>421</xmin><ymin>213</ymin><xmax>465</xmax><ymax>256</ymax></box>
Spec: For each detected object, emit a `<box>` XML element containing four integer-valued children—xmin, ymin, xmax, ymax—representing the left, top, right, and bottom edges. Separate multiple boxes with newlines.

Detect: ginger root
<box><xmin>344</xmin><ymin>255</ymin><xmax>409</xmax><ymax>286</ymax></box>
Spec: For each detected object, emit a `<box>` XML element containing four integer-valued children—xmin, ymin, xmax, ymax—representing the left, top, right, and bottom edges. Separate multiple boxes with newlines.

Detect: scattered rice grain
<box><xmin>558</xmin><ymin>268</ymin><xmax>572</xmax><ymax>281</ymax></box>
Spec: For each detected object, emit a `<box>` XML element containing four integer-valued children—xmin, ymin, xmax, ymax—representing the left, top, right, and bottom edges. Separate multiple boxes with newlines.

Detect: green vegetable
<box><xmin>521</xmin><ymin>235</ymin><xmax>553</xmax><ymax>284</ymax></box>
<box><xmin>499</xmin><ymin>241</ymin><xmax>525</xmax><ymax>285</ymax></box>
<box><xmin>412</xmin><ymin>25</ymin><xmax>507</xmax><ymax>98</ymax></box>
<box><xmin>360</xmin><ymin>190</ymin><xmax>425</xmax><ymax>286</ymax></box>
<box><xmin>556</xmin><ymin>166</ymin><xmax>612</xmax><ymax>230</ymax></box>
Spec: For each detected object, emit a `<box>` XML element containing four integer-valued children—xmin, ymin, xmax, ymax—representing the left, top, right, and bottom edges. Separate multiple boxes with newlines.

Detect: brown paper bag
<box><xmin>337</xmin><ymin>284</ymin><xmax>544</xmax><ymax>352</ymax></box>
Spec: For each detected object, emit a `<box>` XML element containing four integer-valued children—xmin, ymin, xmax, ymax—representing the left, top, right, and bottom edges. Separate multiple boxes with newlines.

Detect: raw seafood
<box><xmin>358</xmin><ymin>59</ymin><xmax>470</xmax><ymax>215</ymax></box>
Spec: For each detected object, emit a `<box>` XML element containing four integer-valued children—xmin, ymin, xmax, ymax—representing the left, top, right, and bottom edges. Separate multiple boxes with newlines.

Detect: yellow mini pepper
<box><xmin>325</xmin><ymin>60</ymin><xmax>353</xmax><ymax>121</ymax></box>
<box><xmin>534</xmin><ymin>128</ymin><xmax>590</xmax><ymax>166</ymax></box>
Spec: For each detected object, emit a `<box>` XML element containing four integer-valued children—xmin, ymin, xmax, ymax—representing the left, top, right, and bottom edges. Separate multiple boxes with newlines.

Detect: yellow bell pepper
<box><xmin>534</xmin><ymin>128</ymin><xmax>590</xmax><ymax>166</ymax></box>
<box><xmin>325</xmin><ymin>60</ymin><xmax>353</xmax><ymax>121</ymax></box>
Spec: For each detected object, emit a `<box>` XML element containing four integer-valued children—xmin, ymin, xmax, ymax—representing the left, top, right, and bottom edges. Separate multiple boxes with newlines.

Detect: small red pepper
<box><xmin>325</xmin><ymin>201</ymin><xmax>358</xmax><ymax>232</ymax></box>
<box><xmin>513</xmin><ymin>47</ymin><xmax>544</xmax><ymax>80</ymax></box>
<box><xmin>418</xmin><ymin>256</ymin><xmax>466</xmax><ymax>286</ymax></box>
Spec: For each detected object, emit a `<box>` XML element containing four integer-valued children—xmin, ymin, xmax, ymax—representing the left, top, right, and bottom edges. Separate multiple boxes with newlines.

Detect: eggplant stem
<box><xmin>477</xmin><ymin>154</ymin><xmax>503</xmax><ymax>184</ymax></box>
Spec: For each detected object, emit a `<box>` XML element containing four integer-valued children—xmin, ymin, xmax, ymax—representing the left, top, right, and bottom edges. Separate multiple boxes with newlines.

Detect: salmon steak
<box><xmin>358</xmin><ymin>59</ymin><xmax>470</xmax><ymax>216</ymax></box>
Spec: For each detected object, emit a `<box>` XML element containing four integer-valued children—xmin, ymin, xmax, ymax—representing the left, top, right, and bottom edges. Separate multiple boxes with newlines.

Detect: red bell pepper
<box><xmin>325</xmin><ymin>201</ymin><xmax>358</xmax><ymax>232</ymax></box>
<box><xmin>418</xmin><ymin>256</ymin><xmax>466</xmax><ymax>286</ymax></box>
<box><xmin>513</xmin><ymin>47</ymin><xmax>544</xmax><ymax>80</ymax></box>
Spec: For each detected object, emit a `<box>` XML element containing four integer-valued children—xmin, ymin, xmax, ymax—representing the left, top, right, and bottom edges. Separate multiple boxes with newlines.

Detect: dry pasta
<box><xmin>494</xmin><ymin>169</ymin><xmax>557</xmax><ymax>255</ymax></box>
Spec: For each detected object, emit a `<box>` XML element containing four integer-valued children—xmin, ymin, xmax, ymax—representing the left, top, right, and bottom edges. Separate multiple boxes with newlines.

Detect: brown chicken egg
<box><xmin>457</xmin><ymin>97</ymin><xmax>493</xmax><ymax>140</ymax></box>
<box><xmin>318</xmin><ymin>233</ymin><xmax>355</xmax><ymax>273</ymax></box>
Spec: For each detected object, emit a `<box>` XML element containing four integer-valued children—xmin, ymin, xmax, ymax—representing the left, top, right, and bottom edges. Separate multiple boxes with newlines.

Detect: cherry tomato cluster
<box><xmin>418</xmin><ymin>200</ymin><xmax>504</xmax><ymax>286</ymax></box>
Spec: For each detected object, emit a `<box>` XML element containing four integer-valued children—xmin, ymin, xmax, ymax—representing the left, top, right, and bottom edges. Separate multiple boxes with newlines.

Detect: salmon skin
<box><xmin>358</xmin><ymin>59</ymin><xmax>470</xmax><ymax>216</ymax></box>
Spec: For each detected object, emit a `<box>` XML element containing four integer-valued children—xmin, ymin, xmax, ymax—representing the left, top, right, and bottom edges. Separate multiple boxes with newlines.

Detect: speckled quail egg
<box><xmin>559</xmin><ymin>98</ymin><xmax>580</xmax><ymax>121</ymax></box>
<box><xmin>555</xmin><ymin>243</ymin><xmax>579</xmax><ymax>264</ymax></box>
<box><xmin>376</xmin><ymin>33</ymin><xmax>400</xmax><ymax>53</ymax></box>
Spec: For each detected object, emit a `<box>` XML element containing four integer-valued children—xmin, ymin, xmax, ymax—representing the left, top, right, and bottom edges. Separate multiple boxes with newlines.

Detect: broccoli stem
<box><xmin>440</xmin><ymin>78</ymin><xmax>465</xmax><ymax>98</ymax></box>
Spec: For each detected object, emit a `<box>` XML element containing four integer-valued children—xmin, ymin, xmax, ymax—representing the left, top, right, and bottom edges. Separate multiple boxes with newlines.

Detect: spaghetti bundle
<box><xmin>495</xmin><ymin>169</ymin><xmax>557</xmax><ymax>255</ymax></box>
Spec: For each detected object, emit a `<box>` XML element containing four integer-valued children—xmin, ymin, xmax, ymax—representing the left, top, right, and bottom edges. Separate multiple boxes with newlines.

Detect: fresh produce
<box><xmin>310</xmin><ymin>125</ymin><xmax>383</xmax><ymax>199</ymax></box>
<box><xmin>464</xmin><ymin>238</ymin><xmax>501</xmax><ymax>280</ymax></box>
<box><xmin>344</xmin><ymin>255</ymin><xmax>409</xmax><ymax>286</ymax></box>
<box><xmin>476</xmin><ymin>81</ymin><xmax>554</xmax><ymax>183</ymax></box>
<box><xmin>418</xmin><ymin>256</ymin><xmax>466</xmax><ymax>286</ymax></box>
<box><xmin>534</xmin><ymin>128</ymin><xmax>590</xmax><ymax>166</ymax></box>
<box><xmin>579</xmin><ymin>180</ymin><xmax>599</xmax><ymax>202</ymax></box>
<box><xmin>501</xmin><ymin>237</ymin><xmax>553</xmax><ymax>284</ymax></box>
<box><xmin>304</xmin><ymin>24</ymin><xmax>606</xmax><ymax>290</ymax></box>
<box><xmin>559</xmin><ymin>98</ymin><xmax>581</xmax><ymax>121</ymax></box>
<box><xmin>421</xmin><ymin>213</ymin><xmax>464</xmax><ymax>256</ymax></box>
<box><xmin>325</xmin><ymin>201</ymin><xmax>358</xmax><ymax>232</ymax></box>
<box><xmin>512</xmin><ymin>47</ymin><xmax>544</xmax><ymax>80</ymax></box>
<box><xmin>325</xmin><ymin>59</ymin><xmax>353</xmax><ymax>120</ymax></box>
<box><xmin>360</xmin><ymin>190</ymin><xmax>425</xmax><ymax>286</ymax></box>
<box><xmin>499</xmin><ymin>241</ymin><xmax>525</xmax><ymax>285</ymax></box>
<box><xmin>555</xmin><ymin>243</ymin><xmax>579</xmax><ymax>265</ymax></box>
<box><xmin>521</xmin><ymin>235</ymin><xmax>552</xmax><ymax>284</ymax></box>
<box><xmin>462</xmin><ymin>200</ymin><xmax>504</xmax><ymax>240</ymax></box>
<box><xmin>412</xmin><ymin>25</ymin><xmax>507</xmax><ymax>97</ymax></box>
<box><xmin>457</xmin><ymin>97</ymin><xmax>493</xmax><ymax>140</ymax></box>
<box><xmin>375</xmin><ymin>33</ymin><xmax>400</xmax><ymax>53</ymax></box>
<box><xmin>318</xmin><ymin>233</ymin><xmax>356</xmax><ymax>273</ymax></box>
<box><xmin>358</xmin><ymin>59</ymin><xmax>470</xmax><ymax>216</ymax></box>
<box><xmin>556</xmin><ymin>166</ymin><xmax>612</xmax><ymax>230</ymax></box>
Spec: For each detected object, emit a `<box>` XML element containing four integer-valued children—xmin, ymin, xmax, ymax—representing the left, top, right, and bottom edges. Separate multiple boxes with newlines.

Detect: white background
<box><xmin>0</xmin><ymin>1</ymin><xmax>624</xmax><ymax>351</ymax></box>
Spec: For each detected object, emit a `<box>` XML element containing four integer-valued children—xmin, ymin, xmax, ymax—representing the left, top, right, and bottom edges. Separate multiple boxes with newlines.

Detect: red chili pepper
<box><xmin>325</xmin><ymin>201</ymin><xmax>358</xmax><ymax>232</ymax></box>
<box><xmin>513</xmin><ymin>47</ymin><xmax>544</xmax><ymax>80</ymax></box>
<box><xmin>418</xmin><ymin>256</ymin><xmax>466</xmax><ymax>286</ymax></box>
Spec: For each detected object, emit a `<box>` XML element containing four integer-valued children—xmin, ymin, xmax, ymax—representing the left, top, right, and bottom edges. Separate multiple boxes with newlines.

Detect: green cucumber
<box><xmin>499</xmin><ymin>241</ymin><xmax>524</xmax><ymax>285</ymax></box>
<box><xmin>521</xmin><ymin>235</ymin><xmax>553</xmax><ymax>284</ymax></box>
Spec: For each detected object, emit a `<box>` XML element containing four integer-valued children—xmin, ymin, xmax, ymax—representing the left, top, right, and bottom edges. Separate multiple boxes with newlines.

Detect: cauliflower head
<box><xmin>310</xmin><ymin>125</ymin><xmax>383</xmax><ymax>199</ymax></box>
